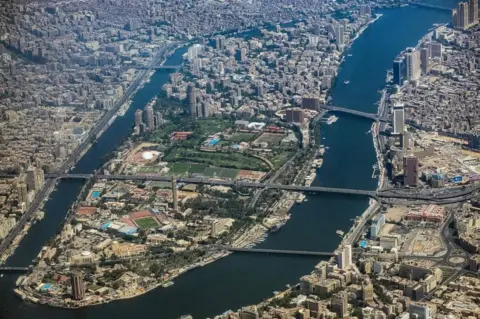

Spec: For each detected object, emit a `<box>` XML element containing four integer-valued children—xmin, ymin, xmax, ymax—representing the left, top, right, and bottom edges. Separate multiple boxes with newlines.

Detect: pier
<box><xmin>0</xmin><ymin>267</ymin><xmax>30</xmax><ymax>274</ymax></box>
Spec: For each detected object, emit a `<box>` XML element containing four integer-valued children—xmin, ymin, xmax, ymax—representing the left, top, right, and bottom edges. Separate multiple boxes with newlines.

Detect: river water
<box><xmin>0</xmin><ymin>6</ymin><xmax>449</xmax><ymax>319</ymax></box>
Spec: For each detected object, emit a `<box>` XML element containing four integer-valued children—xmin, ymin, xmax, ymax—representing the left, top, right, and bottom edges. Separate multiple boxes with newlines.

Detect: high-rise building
<box><xmin>240</xmin><ymin>47</ymin><xmax>247</xmax><ymax>62</ymax></box>
<box><xmin>362</xmin><ymin>283</ymin><xmax>374</xmax><ymax>303</ymax></box>
<box><xmin>335</xmin><ymin>25</ymin><xmax>345</xmax><ymax>48</ymax></box>
<box><xmin>405</xmin><ymin>49</ymin><xmax>421</xmax><ymax>81</ymax></box>
<box><xmin>420</xmin><ymin>47</ymin><xmax>430</xmax><ymax>74</ymax></box>
<box><xmin>468</xmin><ymin>0</ymin><xmax>478</xmax><ymax>25</ymax></box>
<box><xmin>393</xmin><ymin>103</ymin><xmax>405</xmax><ymax>135</ymax></box>
<box><xmin>154</xmin><ymin>111</ymin><xmax>163</xmax><ymax>128</ymax></box>
<box><xmin>286</xmin><ymin>108</ymin><xmax>305</xmax><ymax>123</ymax></box>
<box><xmin>134</xmin><ymin>109</ymin><xmax>143</xmax><ymax>128</ymax></box>
<box><xmin>332</xmin><ymin>292</ymin><xmax>348</xmax><ymax>318</ymax></box>
<box><xmin>337</xmin><ymin>244</ymin><xmax>352</xmax><ymax>270</ymax></box>
<box><xmin>429</xmin><ymin>42</ymin><xmax>443</xmax><ymax>59</ymax></box>
<box><xmin>214</xmin><ymin>35</ymin><xmax>225</xmax><ymax>50</ymax></box>
<box><xmin>144</xmin><ymin>105</ymin><xmax>154</xmax><ymax>131</ymax></box>
<box><xmin>16</xmin><ymin>183</ymin><xmax>28</xmax><ymax>204</ymax></box>
<box><xmin>171</xmin><ymin>176</ymin><xmax>178</xmax><ymax>211</ymax></box>
<box><xmin>409</xmin><ymin>303</ymin><xmax>430</xmax><ymax>319</ymax></box>
<box><xmin>403</xmin><ymin>155</ymin><xmax>419</xmax><ymax>187</ymax></box>
<box><xmin>187</xmin><ymin>84</ymin><xmax>197</xmax><ymax>118</ymax></box>
<box><xmin>302</xmin><ymin>97</ymin><xmax>320</xmax><ymax>110</ymax></box>
<box><xmin>393</xmin><ymin>58</ymin><xmax>405</xmax><ymax>86</ymax></box>
<box><xmin>201</xmin><ymin>102</ymin><xmax>209</xmax><ymax>118</ymax></box>
<box><xmin>218</xmin><ymin>61</ymin><xmax>225</xmax><ymax>76</ymax></box>
<box><xmin>359</xmin><ymin>4</ymin><xmax>372</xmax><ymax>16</ymax></box>
<box><xmin>26</xmin><ymin>168</ymin><xmax>44</xmax><ymax>192</ymax></box>
<box><xmin>453</xmin><ymin>2</ymin><xmax>469</xmax><ymax>29</ymax></box>
<box><xmin>70</xmin><ymin>272</ymin><xmax>85</xmax><ymax>300</ymax></box>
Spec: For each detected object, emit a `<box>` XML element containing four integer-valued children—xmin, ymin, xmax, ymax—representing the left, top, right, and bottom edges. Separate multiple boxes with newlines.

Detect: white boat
<box><xmin>162</xmin><ymin>281</ymin><xmax>174</xmax><ymax>288</ymax></box>
<box><xmin>327</xmin><ymin>115</ymin><xmax>338</xmax><ymax>125</ymax></box>
<box><xmin>343</xmin><ymin>80</ymin><xmax>350</xmax><ymax>85</ymax></box>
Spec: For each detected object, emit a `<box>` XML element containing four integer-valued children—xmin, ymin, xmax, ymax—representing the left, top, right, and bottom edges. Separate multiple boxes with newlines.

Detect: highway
<box><xmin>0</xmin><ymin>42</ymin><xmax>183</xmax><ymax>258</ymax></box>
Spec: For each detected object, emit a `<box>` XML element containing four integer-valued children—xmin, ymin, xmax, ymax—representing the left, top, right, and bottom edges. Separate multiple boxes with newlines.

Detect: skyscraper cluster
<box><xmin>133</xmin><ymin>102</ymin><xmax>163</xmax><ymax>134</ymax></box>
<box><xmin>392</xmin><ymin>42</ymin><xmax>442</xmax><ymax>86</ymax></box>
<box><xmin>452</xmin><ymin>0</ymin><xmax>478</xmax><ymax>30</ymax></box>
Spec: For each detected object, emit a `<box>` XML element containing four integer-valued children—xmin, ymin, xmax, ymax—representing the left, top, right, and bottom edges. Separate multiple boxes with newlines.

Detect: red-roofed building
<box><xmin>76</xmin><ymin>206</ymin><xmax>98</xmax><ymax>216</ymax></box>
<box><xmin>171</xmin><ymin>131</ymin><xmax>193</xmax><ymax>141</ymax></box>
<box><xmin>130</xmin><ymin>210</ymin><xmax>153</xmax><ymax>220</ymax></box>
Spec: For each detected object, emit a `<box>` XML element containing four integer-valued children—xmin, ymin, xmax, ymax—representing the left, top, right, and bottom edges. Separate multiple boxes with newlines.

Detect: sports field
<box><xmin>134</xmin><ymin>216</ymin><xmax>160</xmax><ymax>229</ymax></box>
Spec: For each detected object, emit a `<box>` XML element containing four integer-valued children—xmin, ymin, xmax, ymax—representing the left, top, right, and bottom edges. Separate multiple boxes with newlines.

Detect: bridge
<box><xmin>0</xmin><ymin>266</ymin><xmax>30</xmax><ymax>273</ymax></box>
<box><xmin>136</xmin><ymin>65</ymin><xmax>181</xmax><ymax>71</ymax></box>
<box><xmin>45</xmin><ymin>173</ymin><xmax>377</xmax><ymax>197</ymax></box>
<box><xmin>323</xmin><ymin>105</ymin><xmax>391</xmax><ymax>122</ymax></box>
<box><xmin>224</xmin><ymin>247</ymin><xmax>336</xmax><ymax>257</ymax></box>
<box><xmin>407</xmin><ymin>1</ymin><xmax>452</xmax><ymax>12</ymax></box>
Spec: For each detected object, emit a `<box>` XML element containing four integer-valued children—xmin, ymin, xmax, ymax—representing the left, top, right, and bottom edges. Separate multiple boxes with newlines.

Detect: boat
<box><xmin>270</xmin><ymin>221</ymin><xmax>286</xmax><ymax>232</ymax></box>
<box><xmin>336</xmin><ymin>230</ymin><xmax>345</xmax><ymax>236</ymax></box>
<box><xmin>326</xmin><ymin>115</ymin><xmax>338</xmax><ymax>125</ymax></box>
<box><xmin>347</xmin><ymin>54</ymin><xmax>353</xmax><ymax>57</ymax></box>
<box><xmin>296</xmin><ymin>193</ymin><xmax>306</xmax><ymax>203</ymax></box>
<box><xmin>161</xmin><ymin>281</ymin><xmax>174</xmax><ymax>288</ymax></box>
<box><xmin>343</xmin><ymin>80</ymin><xmax>350</xmax><ymax>85</ymax></box>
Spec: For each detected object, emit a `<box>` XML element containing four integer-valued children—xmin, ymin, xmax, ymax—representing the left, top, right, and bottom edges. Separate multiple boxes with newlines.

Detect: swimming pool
<box><xmin>92</xmin><ymin>191</ymin><xmax>101</xmax><ymax>198</ymax></box>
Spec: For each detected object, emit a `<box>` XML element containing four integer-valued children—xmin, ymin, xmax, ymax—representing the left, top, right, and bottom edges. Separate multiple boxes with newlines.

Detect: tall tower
<box><xmin>187</xmin><ymin>84</ymin><xmax>197</xmax><ymax>118</ymax></box>
<box><xmin>456</xmin><ymin>2</ymin><xmax>469</xmax><ymax>29</ymax></box>
<box><xmin>26</xmin><ymin>168</ymin><xmax>44</xmax><ymax>192</ymax></box>
<box><xmin>134</xmin><ymin>109</ymin><xmax>143</xmax><ymax>128</ymax></box>
<box><xmin>332</xmin><ymin>292</ymin><xmax>348</xmax><ymax>318</ymax></box>
<box><xmin>468</xmin><ymin>0</ymin><xmax>478</xmax><ymax>25</ymax></box>
<box><xmin>334</xmin><ymin>25</ymin><xmax>344</xmax><ymax>48</ymax></box>
<box><xmin>144</xmin><ymin>105</ymin><xmax>154</xmax><ymax>131</ymax></box>
<box><xmin>393</xmin><ymin>103</ymin><xmax>405</xmax><ymax>135</ymax></box>
<box><xmin>70</xmin><ymin>272</ymin><xmax>85</xmax><ymax>300</ymax></box>
<box><xmin>403</xmin><ymin>155</ymin><xmax>419</xmax><ymax>187</ymax></box>
<box><xmin>171</xmin><ymin>175</ymin><xmax>178</xmax><ymax>212</ymax></box>
<box><xmin>420</xmin><ymin>47</ymin><xmax>429</xmax><ymax>74</ymax></box>
<box><xmin>16</xmin><ymin>183</ymin><xmax>28</xmax><ymax>204</ymax></box>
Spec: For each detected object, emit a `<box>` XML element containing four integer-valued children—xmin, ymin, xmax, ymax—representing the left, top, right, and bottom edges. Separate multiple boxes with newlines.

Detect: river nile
<box><xmin>0</xmin><ymin>5</ymin><xmax>450</xmax><ymax>319</ymax></box>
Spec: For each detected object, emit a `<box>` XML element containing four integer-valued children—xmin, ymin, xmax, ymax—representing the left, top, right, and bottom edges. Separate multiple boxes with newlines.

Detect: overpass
<box><xmin>136</xmin><ymin>65</ymin><xmax>181</xmax><ymax>71</ymax></box>
<box><xmin>0</xmin><ymin>267</ymin><xmax>30</xmax><ymax>273</ymax></box>
<box><xmin>224</xmin><ymin>247</ymin><xmax>336</xmax><ymax>257</ymax></box>
<box><xmin>323</xmin><ymin>105</ymin><xmax>391</xmax><ymax>122</ymax></box>
<box><xmin>45</xmin><ymin>173</ymin><xmax>377</xmax><ymax>197</ymax></box>
<box><xmin>407</xmin><ymin>1</ymin><xmax>452</xmax><ymax>11</ymax></box>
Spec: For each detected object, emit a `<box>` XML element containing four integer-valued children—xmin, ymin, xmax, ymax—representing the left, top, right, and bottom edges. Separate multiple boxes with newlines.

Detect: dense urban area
<box><xmin>0</xmin><ymin>0</ymin><xmax>479</xmax><ymax>318</ymax></box>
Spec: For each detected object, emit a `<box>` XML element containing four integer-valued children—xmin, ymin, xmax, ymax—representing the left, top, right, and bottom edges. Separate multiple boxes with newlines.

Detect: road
<box><xmin>0</xmin><ymin>42</ymin><xmax>183</xmax><ymax>258</ymax></box>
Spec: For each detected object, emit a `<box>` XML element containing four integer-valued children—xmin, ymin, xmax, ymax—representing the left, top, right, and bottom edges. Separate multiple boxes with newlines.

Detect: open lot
<box><xmin>255</xmin><ymin>132</ymin><xmax>285</xmax><ymax>145</ymax></box>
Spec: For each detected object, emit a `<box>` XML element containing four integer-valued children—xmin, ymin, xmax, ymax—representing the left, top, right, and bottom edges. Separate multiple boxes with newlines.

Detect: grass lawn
<box><xmin>269</xmin><ymin>150</ymin><xmax>295</xmax><ymax>169</ymax></box>
<box><xmin>228</xmin><ymin>132</ymin><xmax>256</xmax><ymax>143</ymax></box>
<box><xmin>134</xmin><ymin>216</ymin><xmax>160</xmax><ymax>229</ymax></box>
<box><xmin>164</xmin><ymin>148</ymin><xmax>270</xmax><ymax>171</ymax></box>
<box><xmin>138</xmin><ymin>166</ymin><xmax>164</xmax><ymax>174</ymax></box>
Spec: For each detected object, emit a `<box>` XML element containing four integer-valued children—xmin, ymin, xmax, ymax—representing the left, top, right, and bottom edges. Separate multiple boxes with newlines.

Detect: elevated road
<box><xmin>223</xmin><ymin>247</ymin><xmax>336</xmax><ymax>257</ymax></box>
<box><xmin>136</xmin><ymin>65</ymin><xmax>181</xmax><ymax>71</ymax></box>
<box><xmin>0</xmin><ymin>266</ymin><xmax>30</xmax><ymax>273</ymax></box>
<box><xmin>407</xmin><ymin>1</ymin><xmax>452</xmax><ymax>11</ymax></box>
<box><xmin>323</xmin><ymin>105</ymin><xmax>391</xmax><ymax>122</ymax></box>
<box><xmin>46</xmin><ymin>173</ymin><xmax>377</xmax><ymax>197</ymax></box>
<box><xmin>0</xmin><ymin>42</ymin><xmax>183</xmax><ymax>258</ymax></box>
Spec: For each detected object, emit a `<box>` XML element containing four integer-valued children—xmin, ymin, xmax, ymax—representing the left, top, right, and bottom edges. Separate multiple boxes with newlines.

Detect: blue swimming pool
<box><xmin>92</xmin><ymin>191</ymin><xmax>101</xmax><ymax>198</ymax></box>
